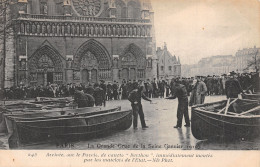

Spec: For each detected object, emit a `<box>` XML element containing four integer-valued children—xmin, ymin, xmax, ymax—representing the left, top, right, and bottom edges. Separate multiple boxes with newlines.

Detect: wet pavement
<box><xmin>0</xmin><ymin>95</ymin><xmax>260</xmax><ymax>150</ymax></box>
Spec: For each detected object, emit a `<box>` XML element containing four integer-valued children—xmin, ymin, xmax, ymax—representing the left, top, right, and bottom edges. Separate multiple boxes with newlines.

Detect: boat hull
<box><xmin>191</xmin><ymin>99</ymin><xmax>260</xmax><ymax>140</ymax></box>
<box><xmin>8</xmin><ymin>110</ymin><xmax>132</xmax><ymax>148</ymax></box>
<box><xmin>242</xmin><ymin>93</ymin><xmax>260</xmax><ymax>102</ymax></box>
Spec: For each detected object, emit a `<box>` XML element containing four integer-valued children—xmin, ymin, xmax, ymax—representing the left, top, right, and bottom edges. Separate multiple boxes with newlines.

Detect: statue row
<box><xmin>18</xmin><ymin>22</ymin><xmax>151</xmax><ymax>37</ymax></box>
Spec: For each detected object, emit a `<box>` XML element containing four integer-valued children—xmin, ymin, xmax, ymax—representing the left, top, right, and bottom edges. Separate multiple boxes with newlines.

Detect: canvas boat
<box><xmin>8</xmin><ymin>109</ymin><xmax>132</xmax><ymax>148</ymax></box>
<box><xmin>3</xmin><ymin>106</ymin><xmax>120</xmax><ymax>134</ymax></box>
<box><xmin>191</xmin><ymin>98</ymin><xmax>260</xmax><ymax>140</ymax></box>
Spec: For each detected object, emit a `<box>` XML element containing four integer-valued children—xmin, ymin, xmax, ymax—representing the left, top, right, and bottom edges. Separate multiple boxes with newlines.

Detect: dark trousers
<box><xmin>131</xmin><ymin>103</ymin><xmax>146</xmax><ymax>128</ymax></box>
<box><xmin>177</xmin><ymin>98</ymin><xmax>190</xmax><ymax>127</ymax></box>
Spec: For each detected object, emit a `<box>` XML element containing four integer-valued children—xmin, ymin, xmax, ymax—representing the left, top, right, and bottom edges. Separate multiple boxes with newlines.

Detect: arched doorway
<box><xmin>74</xmin><ymin>40</ymin><xmax>111</xmax><ymax>83</ymax></box>
<box><xmin>119</xmin><ymin>44</ymin><xmax>146</xmax><ymax>81</ymax></box>
<box><xmin>28</xmin><ymin>45</ymin><xmax>64</xmax><ymax>86</ymax></box>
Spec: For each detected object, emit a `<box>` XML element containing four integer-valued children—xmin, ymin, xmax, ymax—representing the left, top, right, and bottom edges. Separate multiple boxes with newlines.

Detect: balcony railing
<box><xmin>18</xmin><ymin>13</ymin><xmax>151</xmax><ymax>24</ymax></box>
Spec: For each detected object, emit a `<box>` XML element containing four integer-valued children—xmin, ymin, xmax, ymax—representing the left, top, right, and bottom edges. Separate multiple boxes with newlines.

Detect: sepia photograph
<box><xmin>0</xmin><ymin>0</ymin><xmax>259</xmax><ymax>166</ymax></box>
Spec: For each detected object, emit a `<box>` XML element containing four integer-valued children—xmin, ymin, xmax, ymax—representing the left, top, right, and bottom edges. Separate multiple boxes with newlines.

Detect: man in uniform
<box><xmin>225</xmin><ymin>71</ymin><xmax>244</xmax><ymax>98</ymax></box>
<box><xmin>128</xmin><ymin>81</ymin><xmax>151</xmax><ymax>130</ymax></box>
<box><xmin>93</xmin><ymin>83</ymin><xmax>105</xmax><ymax>106</ymax></box>
<box><xmin>166</xmin><ymin>78</ymin><xmax>190</xmax><ymax>128</ymax></box>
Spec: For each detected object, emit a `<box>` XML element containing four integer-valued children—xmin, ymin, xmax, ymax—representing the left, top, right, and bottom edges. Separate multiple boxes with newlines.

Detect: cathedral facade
<box><xmin>1</xmin><ymin>0</ymin><xmax>157</xmax><ymax>87</ymax></box>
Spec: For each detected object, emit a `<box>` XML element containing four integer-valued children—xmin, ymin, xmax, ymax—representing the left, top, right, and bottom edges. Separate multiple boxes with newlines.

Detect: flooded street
<box><xmin>1</xmin><ymin>95</ymin><xmax>260</xmax><ymax>150</ymax></box>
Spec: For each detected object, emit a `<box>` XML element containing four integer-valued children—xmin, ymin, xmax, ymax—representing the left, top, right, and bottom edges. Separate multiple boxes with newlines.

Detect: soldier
<box><xmin>74</xmin><ymin>89</ymin><xmax>95</xmax><ymax>108</ymax></box>
<box><xmin>225</xmin><ymin>71</ymin><xmax>244</xmax><ymax>98</ymax></box>
<box><xmin>166</xmin><ymin>78</ymin><xmax>190</xmax><ymax>128</ymax></box>
<box><xmin>93</xmin><ymin>83</ymin><xmax>105</xmax><ymax>106</ymax></box>
<box><xmin>128</xmin><ymin>81</ymin><xmax>151</xmax><ymax>129</ymax></box>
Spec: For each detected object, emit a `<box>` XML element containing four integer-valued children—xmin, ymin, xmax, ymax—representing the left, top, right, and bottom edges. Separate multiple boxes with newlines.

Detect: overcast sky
<box><xmin>151</xmin><ymin>0</ymin><xmax>260</xmax><ymax>65</ymax></box>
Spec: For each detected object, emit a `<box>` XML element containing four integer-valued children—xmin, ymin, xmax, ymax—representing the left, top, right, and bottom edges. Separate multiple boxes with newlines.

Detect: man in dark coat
<box><xmin>166</xmin><ymin>78</ymin><xmax>190</xmax><ymax>128</ymax></box>
<box><xmin>99</xmin><ymin>80</ymin><xmax>107</xmax><ymax>105</ymax></box>
<box><xmin>74</xmin><ymin>89</ymin><xmax>95</xmax><ymax>108</ymax></box>
<box><xmin>128</xmin><ymin>81</ymin><xmax>151</xmax><ymax>129</ymax></box>
<box><xmin>85</xmin><ymin>84</ymin><xmax>95</xmax><ymax>95</ymax></box>
<box><xmin>112</xmin><ymin>81</ymin><xmax>118</xmax><ymax>100</ymax></box>
<box><xmin>106</xmin><ymin>82</ymin><xmax>113</xmax><ymax>100</ymax></box>
<box><xmin>225</xmin><ymin>72</ymin><xmax>244</xmax><ymax>98</ymax></box>
<box><xmin>93</xmin><ymin>83</ymin><xmax>105</xmax><ymax>106</ymax></box>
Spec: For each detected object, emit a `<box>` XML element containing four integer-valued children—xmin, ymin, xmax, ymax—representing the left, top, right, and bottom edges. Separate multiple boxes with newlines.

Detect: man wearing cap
<box><xmin>225</xmin><ymin>71</ymin><xmax>244</xmax><ymax>98</ymax></box>
<box><xmin>93</xmin><ymin>83</ymin><xmax>105</xmax><ymax>106</ymax></box>
<box><xmin>128</xmin><ymin>81</ymin><xmax>151</xmax><ymax>129</ymax></box>
<box><xmin>166</xmin><ymin>78</ymin><xmax>190</xmax><ymax>128</ymax></box>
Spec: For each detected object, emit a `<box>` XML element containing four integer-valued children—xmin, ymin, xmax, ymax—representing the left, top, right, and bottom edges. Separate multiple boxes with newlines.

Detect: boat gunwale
<box><xmin>6</xmin><ymin>106</ymin><xmax>121</xmax><ymax>121</ymax></box>
<box><xmin>192</xmin><ymin>99</ymin><xmax>259</xmax><ymax>118</ymax></box>
<box><xmin>16</xmin><ymin>110</ymin><xmax>132</xmax><ymax>129</ymax></box>
<box><xmin>14</xmin><ymin>109</ymin><xmax>132</xmax><ymax>123</ymax></box>
<box><xmin>3</xmin><ymin>106</ymin><xmax>102</xmax><ymax>117</ymax></box>
<box><xmin>193</xmin><ymin>106</ymin><xmax>260</xmax><ymax>118</ymax></box>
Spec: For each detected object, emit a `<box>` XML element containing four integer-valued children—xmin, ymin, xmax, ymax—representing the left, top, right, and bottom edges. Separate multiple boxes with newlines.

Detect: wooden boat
<box><xmin>8</xmin><ymin>109</ymin><xmax>132</xmax><ymax>148</ymax></box>
<box><xmin>242</xmin><ymin>93</ymin><xmax>260</xmax><ymax>102</ymax></box>
<box><xmin>191</xmin><ymin>98</ymin><xmax>260</xmax><ymax>140</ymax></box>
<box><xmin>3</xmin><ymin>106</ymin><xmax>120</xmax><ymax>134</ymax></box>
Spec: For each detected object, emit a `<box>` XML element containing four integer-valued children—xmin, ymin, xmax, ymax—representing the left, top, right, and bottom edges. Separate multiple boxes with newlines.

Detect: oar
<box><xmin>236</xmin><ymin>106</ymin><xmax>260</xmax><ymax>116</ymax></box>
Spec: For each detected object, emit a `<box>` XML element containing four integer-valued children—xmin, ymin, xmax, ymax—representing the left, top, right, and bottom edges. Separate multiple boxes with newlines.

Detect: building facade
<box><xmin>182</xmin><ymin>55</ymin><xmax>236</xmax><ymax>77</ymax></box>
<box><xmin>0</xmin><ymin>0</ymin><xmax>157</xmax><ymax>88</ymax></box>
<box><xmin>156</xmin><ymin>44</ymin><xmax>181</xmax><ymax>80</ymax></box>
<box><xmin>235</xmin><ymin>46</ymin><xmax>260</xmax><ymax>73</ymax></box>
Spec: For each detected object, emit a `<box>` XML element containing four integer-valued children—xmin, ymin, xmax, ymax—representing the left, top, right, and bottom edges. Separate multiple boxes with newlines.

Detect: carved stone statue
<box><xmin>103</xmin><ymin>26</ymin><xmax>107</xmax><ymax>36</ymax></box>
<box><xmin>133</xmin><ymin>27</ymin><xmax>136</xmax><ymax>36</ymax></box>
<box><xmin>66</xmin><ymin>58</ymin><xmax>73</xmax><ymax>68</ymax></box>
<box><xmin>67</xmin><ymin>24</ymin><xmax>71</xmax><ymax>34</ymax></box>
<box><xmin>107</xmin><ymin>26</ymin><xmax>111</xmax><ymax>36</ymax></box>
<box><xmin>125</xmin><ymin>27</ymin><xmax>128</xmax><ymax>36</ymax></box>
<box><xmin>137</xmin><ymin>26</ymin><xmax>140</xmax><ymax>36</ymax></box>
<box><xmin>99</xmin><ymin>26</ymin><xmax>103</xmax><ymax>36</ymax></box>
<box><xmin>43</xmin><ymin>3</ymin><xmax>47</xmax><ymax>15</ymax></box>
<box><xmin>112</xmin><ymin>26</ymin><xmax>116</xmax><ymax>36</ymax></box>
<box><xmin>32</xmin><ymin>24</ymin><xmax>36</xmax><ymax>34</ymax></box>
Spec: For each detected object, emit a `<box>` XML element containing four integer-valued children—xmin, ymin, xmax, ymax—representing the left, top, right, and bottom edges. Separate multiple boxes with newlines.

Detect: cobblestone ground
<box><xmin>0</xmin><ymin>95</ymin><xmax>259</xmax><ymax>150</ymax></box>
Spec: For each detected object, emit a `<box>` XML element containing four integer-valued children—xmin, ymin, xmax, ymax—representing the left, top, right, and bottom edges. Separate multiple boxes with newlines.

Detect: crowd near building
<box><xmin>0</xmin><ymin>0</ymin><xmax>185</xmax><ymax>100</ymax></box>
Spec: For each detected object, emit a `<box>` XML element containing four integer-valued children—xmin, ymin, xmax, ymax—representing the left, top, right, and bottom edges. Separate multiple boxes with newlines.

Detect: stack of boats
<box><xmin>191</xmin><ymin>97</ymin><xmax>260</xmax><ymax>140</ymax></box>
<box><xmin>0</xmin><ymin>98</ymin><xmax>132</xmax><ymax>149</ymax></box>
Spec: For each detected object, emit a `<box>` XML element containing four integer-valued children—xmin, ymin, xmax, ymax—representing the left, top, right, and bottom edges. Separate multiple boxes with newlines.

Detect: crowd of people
<box><xmin>3</xmin><ymin>71</ymin><xmax>259</xmax><ymax>101</ymax></box>
<box><xmin>2</xmin><ymin>71</ymin><xmax>259</xmax><ymax>130</ymax></box>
